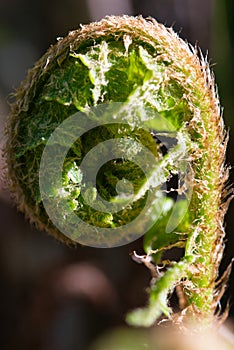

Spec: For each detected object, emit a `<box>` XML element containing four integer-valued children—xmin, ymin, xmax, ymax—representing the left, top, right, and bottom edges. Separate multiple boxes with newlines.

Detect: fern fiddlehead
<box><xmin>4</xmin><ymin>16</ymin><xmax>230</xmax><ymax>327</ymax></box>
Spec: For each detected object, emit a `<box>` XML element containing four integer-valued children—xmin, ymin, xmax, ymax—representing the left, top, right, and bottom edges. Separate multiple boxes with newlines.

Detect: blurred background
<box><xmin>0</xmin><ymin>1</ymin><xmax>233</xmax><ymax>349</ymax></box>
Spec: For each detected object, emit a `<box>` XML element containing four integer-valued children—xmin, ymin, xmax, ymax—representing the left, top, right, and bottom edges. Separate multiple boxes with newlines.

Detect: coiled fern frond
<box><xmin>4</xmin><ymin>16</ymin><xmax>231</xmax><ymax>327</ymax></box>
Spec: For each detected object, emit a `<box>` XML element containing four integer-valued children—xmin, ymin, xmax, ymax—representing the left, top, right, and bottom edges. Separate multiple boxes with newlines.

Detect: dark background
<box><xmin>0</xmin><ymin>1</ymin><xmax>233</xmax><ymax>349</ymax></box>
